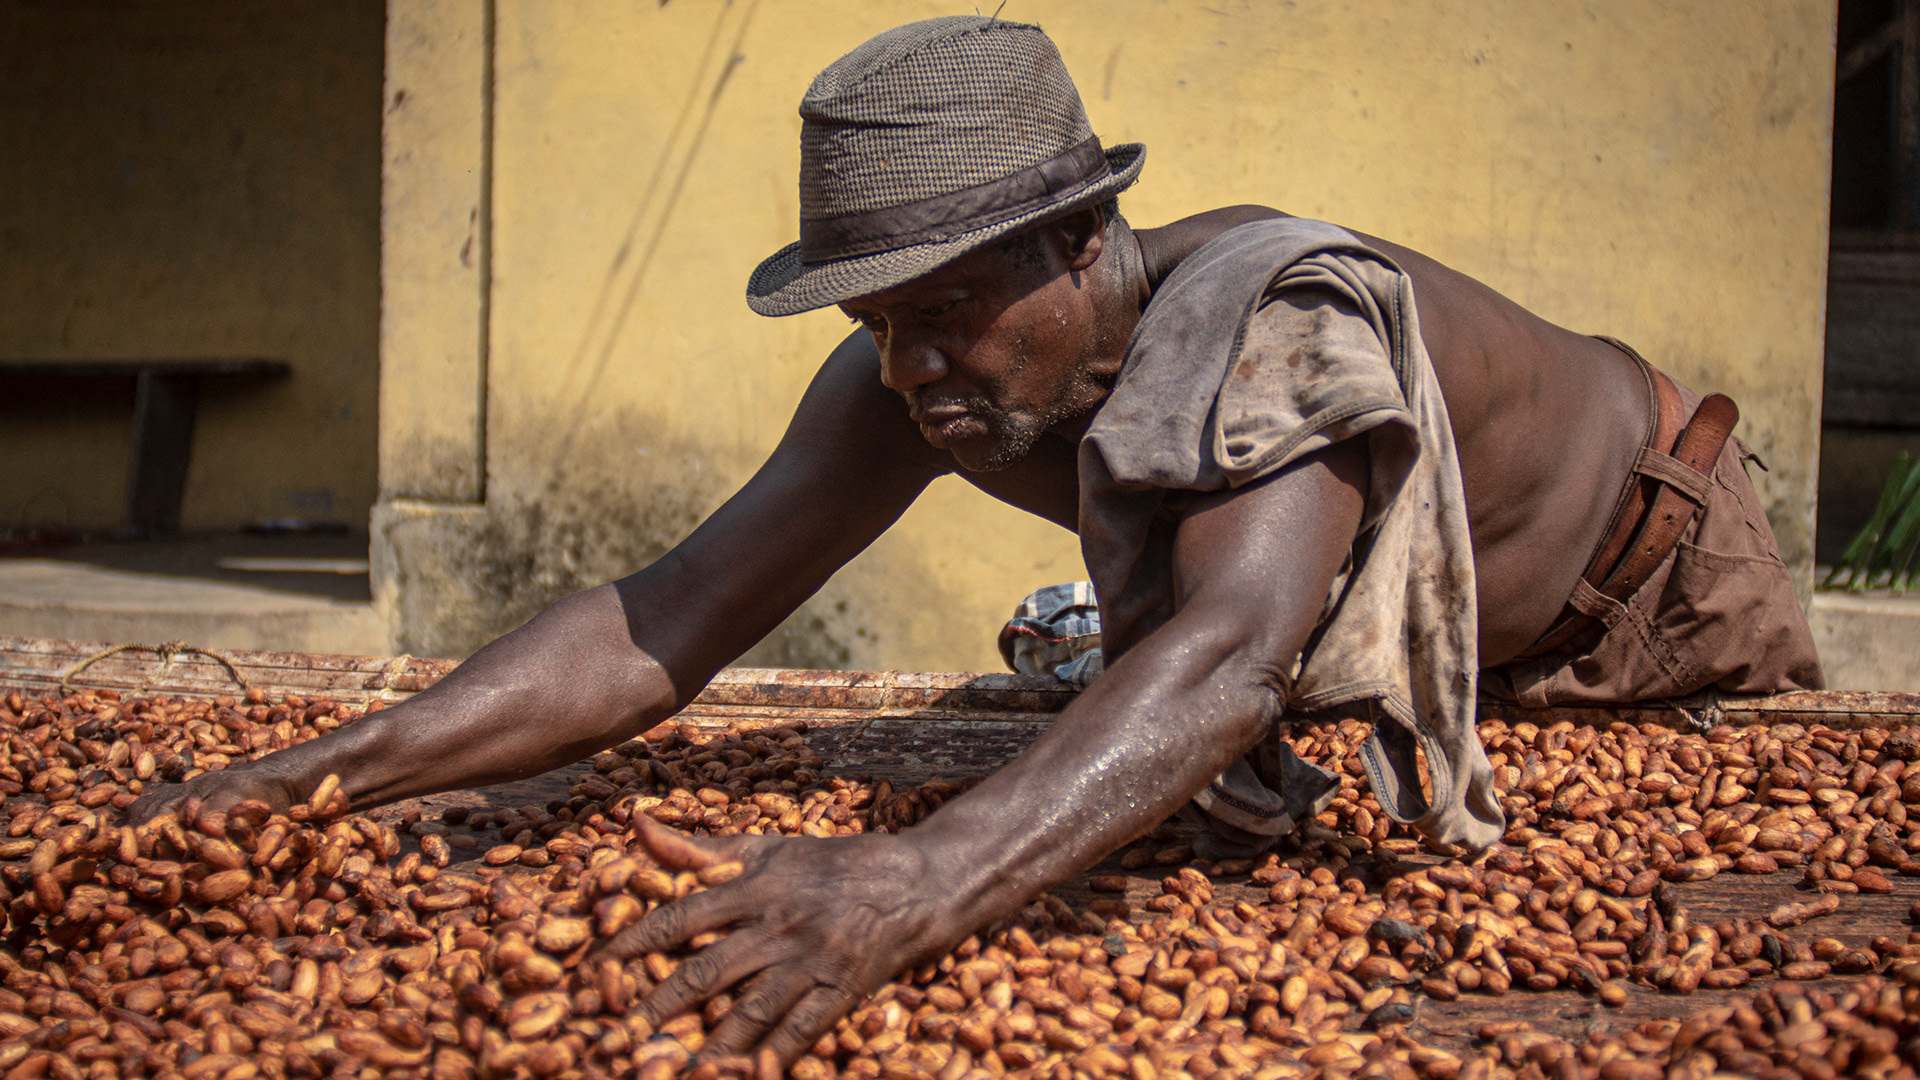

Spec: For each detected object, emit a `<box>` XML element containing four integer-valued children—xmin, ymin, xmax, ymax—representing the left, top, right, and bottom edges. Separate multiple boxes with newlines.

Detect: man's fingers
<box><xmin>630</xmin><ymin>814</ymin><xmax>756</xmax><ymax>870</ymax></box>
<box><xmin>695</xmin><ymin>968</ymin><xmax>815</xmax><ymax>1060</ymax></box>
<box><xmin>189</xmin><ymin>787</ymin><xmax>251</xmax><ymax>827</ymax></box>
<box><xmin>631</xmin><ymin>933</ymin><xmax>770</xmax><ymax>1027</ymax></box>
<box><xmin>127</xmin><ymin>789</ymin><xmax>181</xmax><ymax>828</ymax></box>
<box><xmin>129</xmin><ymin>773</ymin><xmax>280</xmax><ymax>829</ymax></box>
<box><xmin>758</xmin><ymin>985</ymin><xmax>862</xmax><ymax>1068</ymax></box>
<box><xmin>592</xmin><ymin>887</ymin><xmax>742</xmax><ymax>963</ymax></box>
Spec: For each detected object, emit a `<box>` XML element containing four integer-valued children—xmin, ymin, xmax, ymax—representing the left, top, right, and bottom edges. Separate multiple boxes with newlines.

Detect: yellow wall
<box><xmin>0</xmin><ymin>1</ymin><xmax>383</xmax><ymax>534</ymax></box>
<box><xmin>378</xmin><ymin>0</ymin><xmax>1836</xmax><ymax>668</ymax></box>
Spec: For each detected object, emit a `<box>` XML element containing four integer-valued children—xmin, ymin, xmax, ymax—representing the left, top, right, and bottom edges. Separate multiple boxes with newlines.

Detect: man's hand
<box><xmin>126</xmin><ymin>763</ymin><xmax>307</xmax><ymax>827</ymax></box>
<box><xmin>596</xmin><ymin>817</ymin><xmax>960</xmax><ymax>1067</ymax></box>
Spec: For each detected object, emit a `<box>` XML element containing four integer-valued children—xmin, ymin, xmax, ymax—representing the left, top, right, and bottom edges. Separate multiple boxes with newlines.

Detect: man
<box><xmin>131</xmin><ymin>16</ymin><xmax>1822</xmax><ymax>1066</ymax></box>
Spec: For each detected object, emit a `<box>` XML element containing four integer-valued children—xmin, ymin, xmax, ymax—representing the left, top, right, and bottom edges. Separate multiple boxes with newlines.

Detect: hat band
<box><xmin>799</xmin><ymin>136</ymin><xmax>1110</xmax><ymax>265</ymax></box>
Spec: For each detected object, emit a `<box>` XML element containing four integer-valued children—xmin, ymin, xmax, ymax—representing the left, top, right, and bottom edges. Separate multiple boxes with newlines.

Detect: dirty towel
<box><xmin>1077</xmin><ymin>217</ymin><xmax>1506</xmax><ymax>854</ymax></box>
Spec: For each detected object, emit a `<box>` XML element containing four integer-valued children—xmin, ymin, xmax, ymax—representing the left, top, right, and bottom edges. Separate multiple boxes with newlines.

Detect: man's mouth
<box><xmin>911</xmin><ymin>400</ymin><xmax>994</xmax><ymax>447</ymax></box>
<box><xmin>918</xmin><ymin>411</ymin><xmax>990</xmax><ymax>448</ymax></box>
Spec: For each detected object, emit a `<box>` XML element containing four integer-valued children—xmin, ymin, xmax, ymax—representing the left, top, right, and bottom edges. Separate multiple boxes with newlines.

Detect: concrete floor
<box><xmin>0</xmin><ymin>533</ymin><xmax>386</xmax><ymax>655</ymax></box>
<box><xmin>14</xmin><ymin>531</ymin><xmax>373</xmax><ymax>601</ymax></box>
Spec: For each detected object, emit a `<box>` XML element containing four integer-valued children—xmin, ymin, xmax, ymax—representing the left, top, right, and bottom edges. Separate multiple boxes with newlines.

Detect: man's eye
<box><xmin>849</xmin><ymin>314</ymin><xmax>886</xmax><ymax>333</ymax></box>
<box><xmin>917</xmin><ymin>302</ymin><xmax>955</xmax><ymax>319</ymax></box>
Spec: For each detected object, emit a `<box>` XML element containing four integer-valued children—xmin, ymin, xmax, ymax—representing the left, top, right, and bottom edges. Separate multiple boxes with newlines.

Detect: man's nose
<box><xmin>880</xmin><ymin>339</ymin><xmax>949</xmax><ymax>393</ymax></box>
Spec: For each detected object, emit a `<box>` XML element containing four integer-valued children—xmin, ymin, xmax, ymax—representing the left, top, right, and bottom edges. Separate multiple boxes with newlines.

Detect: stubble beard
<box><xmin>944</xmin><ymin>400</ymin><xmax>1049</xmax><ymax>472</ymax></box>
<box><xmin>936</xmin><ymin>360</ymin><xmax>1111</xmax><ymax>472</ymax></box>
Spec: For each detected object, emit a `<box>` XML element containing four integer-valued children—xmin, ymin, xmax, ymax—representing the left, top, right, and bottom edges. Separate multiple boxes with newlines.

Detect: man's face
<box><xmin>839</xmin><ymin>225</ymin><xmax>1110</xmax><ymax>472</ymax></box>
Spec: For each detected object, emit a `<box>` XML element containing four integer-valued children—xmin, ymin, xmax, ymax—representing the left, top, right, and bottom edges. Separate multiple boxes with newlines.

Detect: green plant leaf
<box><xmin>1823</xmin><ymin>452</ymin><xmax>1920</xmax><ymax>592</ymax></box>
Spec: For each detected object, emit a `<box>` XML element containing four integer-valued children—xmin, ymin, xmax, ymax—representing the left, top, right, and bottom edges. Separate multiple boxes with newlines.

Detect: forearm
<box><xmin>908</xmin><ymin>622</ymin><xmax>1278</xmax><ymax>935</ymax></box>
<box><xmin>240</xmin><ymin>584</ymin><xmax>682</xmax><ymax>808</ymax></box>
<box><xmin>902</xmin><ymin>444</ymin><xmax>1368</xmax><ymax>941</ymax></box>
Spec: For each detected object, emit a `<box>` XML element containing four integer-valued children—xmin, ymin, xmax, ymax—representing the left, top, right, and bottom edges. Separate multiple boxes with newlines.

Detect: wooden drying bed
<box><xmin>4</xmin><ymin>634</ymin><xmax>1919</xmax><ymax>1049</ymax></box>
<box><xmin>6</xmin><ymin>633</ymin><xmax>1920</xmax><ymax>740</ymax></box>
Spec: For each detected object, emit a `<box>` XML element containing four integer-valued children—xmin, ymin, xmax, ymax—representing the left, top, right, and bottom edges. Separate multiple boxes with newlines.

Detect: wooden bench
<box><xmin>0</xmin><ymin>359</ymin><xmax>290</xmax><ymax>535</ymax></box>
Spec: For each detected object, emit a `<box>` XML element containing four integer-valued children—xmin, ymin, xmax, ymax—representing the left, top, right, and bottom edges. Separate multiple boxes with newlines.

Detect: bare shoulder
<box><xmin>1135</xmin><ymin>205</ymin><xmax>1594</xmax><ymax>362</ymax></box>
<box><xmin>1135</xmin><ymin>205</ymin><xmax>1291</xmax><ymax>286</ymax></box>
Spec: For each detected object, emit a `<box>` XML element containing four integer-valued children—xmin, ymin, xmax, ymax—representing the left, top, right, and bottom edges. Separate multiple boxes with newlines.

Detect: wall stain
<box><xmin>384</xmin><ymin>409</ymin><xmax>871</xmax><ymax>668</ymax></box>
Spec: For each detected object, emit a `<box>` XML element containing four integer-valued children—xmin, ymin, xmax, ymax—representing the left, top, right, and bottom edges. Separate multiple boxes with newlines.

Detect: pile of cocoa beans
<box><xmin>0</xmin><ymin>687</ymin><xmax>1916</xmax><ymax>1080</ymax></box>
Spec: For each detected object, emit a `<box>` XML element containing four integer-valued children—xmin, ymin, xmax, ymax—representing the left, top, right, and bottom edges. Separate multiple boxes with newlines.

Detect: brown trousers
<box><xmin>1482</xmin><ymin>378</ymin><xmax>1825</xmax><ymax>706</ymax></box>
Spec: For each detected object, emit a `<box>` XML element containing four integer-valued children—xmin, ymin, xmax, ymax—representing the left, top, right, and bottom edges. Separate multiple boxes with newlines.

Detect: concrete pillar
<box><xmin>374</xmin><ymin>0</ymin><xmax>494</xmax><ymax>656</ymax></box>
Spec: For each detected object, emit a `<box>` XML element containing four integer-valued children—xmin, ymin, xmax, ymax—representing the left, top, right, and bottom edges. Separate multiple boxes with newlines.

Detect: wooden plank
<box><xmin>0</xmin><ymin>635</ymin><xmax>456</xmax><ymax>702</ymax></box>
<box><xmin>1901</xmin><ymin>1</ymin><xmax>1920</xmax><ymax>230</ymax></box>
<box><xmin>1836</xmin><ymin>12</ymin><xmax>1905</xmax><ymax>84</ymax></box>
<box><xmin>1822</xmin><ymin>239</ymin><xmax>1920</xmax><ymax>429</ymax></box>
<box><xmin>6</xmin><ymin>635</ymin><xmax>1920</xmax><ymax>729</ymax></box>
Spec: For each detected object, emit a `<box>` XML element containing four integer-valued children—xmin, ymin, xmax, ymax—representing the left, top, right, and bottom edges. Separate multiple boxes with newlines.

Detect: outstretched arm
<box><xmin>597</xmin><ymin>436</ymin><xmax>1369</xmax><ymax>1066</ymax></box>
<box><xmin>129</xmin><ymin>332</ymin><xmax>944</xmax><ymax>822</ymax></box>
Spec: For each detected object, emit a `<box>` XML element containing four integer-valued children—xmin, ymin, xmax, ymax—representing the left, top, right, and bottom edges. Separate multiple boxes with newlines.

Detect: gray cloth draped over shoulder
<box><xmin>1078</xmin><ymin>218</ymin><xmax>1506</xmax><ymax>853</ymax></box>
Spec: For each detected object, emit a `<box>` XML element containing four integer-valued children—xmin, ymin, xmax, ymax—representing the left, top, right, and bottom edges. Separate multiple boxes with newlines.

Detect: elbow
<box><xmin>1199</xmin><ymin>607</ymin><xmax>1300</xmax><ymax>722</ymax></box>
<box><xmin>1176</xmin><ymin>612</ymin><xmax>1295</xmax><ymax>698</ymax></box>
<box><xmin>512</xmin><ymin>585</ymin><xmax>688</xmax><ymax>738</ymax></box>
<box><xmin>1157</xmin><ymin>626</ymin><xmax>1293</xmax><ymax>756</ymax></box>
<box><xmin>1155</xmin><ymin>652</ymin><xmax>1287</xmax><ymax>787</ymax></box>
<box><xmin>1215</xmin><ymin>656</ymin><xmax>1288</xmax><ymax>748</ymax></box>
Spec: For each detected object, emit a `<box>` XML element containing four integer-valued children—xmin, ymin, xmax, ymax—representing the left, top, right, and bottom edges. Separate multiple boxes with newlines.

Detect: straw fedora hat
<box><xmin>746</xmin><ymin>16</ymin><xmax>1145</xmax><ymax>317</ymax></box>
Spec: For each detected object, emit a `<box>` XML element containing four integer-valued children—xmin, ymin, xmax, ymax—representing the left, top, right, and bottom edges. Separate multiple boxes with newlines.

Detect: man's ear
<box><xmin>1060</xmin><ymin>206</ymin><xmax>1107</xmax><ymax>272</ymax></box>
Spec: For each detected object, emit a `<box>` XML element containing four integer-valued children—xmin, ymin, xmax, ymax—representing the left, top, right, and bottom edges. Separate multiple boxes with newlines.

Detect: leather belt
<box><xmin>1521</xmin><ymin>355</ymin><xmax>1740</xmax><ymax>659</ymax></box>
